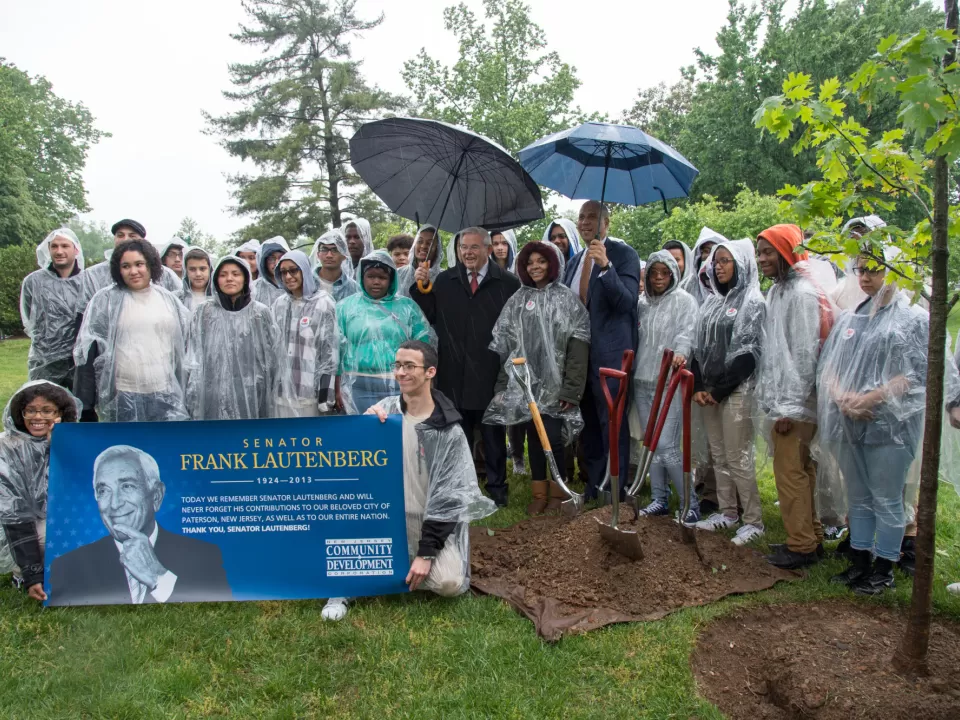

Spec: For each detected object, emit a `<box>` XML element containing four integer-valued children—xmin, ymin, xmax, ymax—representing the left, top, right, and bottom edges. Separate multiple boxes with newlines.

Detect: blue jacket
<box><xmin>562</xmin><ymin>238</ymin><xmax>641</xmax><ymax>374</ymax></box>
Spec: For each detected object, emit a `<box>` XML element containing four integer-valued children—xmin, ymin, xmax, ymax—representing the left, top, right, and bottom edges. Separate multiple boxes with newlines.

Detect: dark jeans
<box><xmin>460</xmin><ymin>408</ymin><xmax>508</xmax><ymax>503</ymax></box>
<box><xmin>508</xmin><ymin>424</ymin><xmax>527</xmax><ymax>461</ymax></box>
<box><xmin>526</xmin><ymin>415</ymin><xmax>564</xmax><ymax>483</ymax></box>
<box><xmin>581</xmin><ymin>373</ymin><xmax>631</xmax><ymax>500</ymax></box>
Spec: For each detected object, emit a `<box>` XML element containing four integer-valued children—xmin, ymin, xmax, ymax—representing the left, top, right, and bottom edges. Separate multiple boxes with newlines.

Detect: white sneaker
<box><xmin>695</xmin><ymin>513</ymin><xmax>739</xmax><ymax>531</ymax></box>
<box><xmin>732</xmin><ymin>524</ymin><xmax>765</xmax><ymax>546</ymax></box>
<box><xmin>321</xmin><ymin>597</ymin><xmax>349</xmax><ymax>621</ymax></box>
<box><xmin>947</xmin><ymin>582</ymin><xmax>960</xmax><ymax>596</ymax></box>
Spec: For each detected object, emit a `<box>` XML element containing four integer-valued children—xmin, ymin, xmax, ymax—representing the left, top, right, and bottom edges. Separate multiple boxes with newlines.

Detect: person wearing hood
<box><xmin>184</xmin><ymin>257</ymin><xmax>281</xmax><ymax>420</ymax></box>
<box><xmin>634</xmin><ymin>250</ymin><xmax>701</xmax><ymax>524</ymax></box>
<box><xmin>661</xmin><ymin>240</ymin><xmax>694</xmax><ymax>285</ymax></box>
<box><xmin>830</xmin><ymin>216</ymin><xmax>887</xmax><ymax>311</ymax></box>
<box><xmin>234</xmin><ymin>239</ymin><xmax>261</xmax><ymax>281</ymax></box>
<box><xmin>251</xmin><ymin>236</ymin><xmax>290</xmax><ymax>307</ymax></box>
<box><xmin>397</xmin><ymin>225</ymin><xmax>444</xmax><ymax>298</ymax></box>
<box><xmin>387</xmin><ymin>234</ymin><xmax>414</xmax><ymax>269</ymax></box>
<box><xmin>682</xmin><ymin>227</ymin><xmax>726</xmax><ymax>306</ymax></box>
<box><xmin>20</xmin><ymin>228</ymin><xmax>85</xmax><ymax>389</ymax></box>
<box><xmin>180</xmin><ymin>247</ymin><xmax>214</xmax><ymax>311</ymax></box>
<box><xmin>76</xmin><ymin>219</ymin><xmax>181</xmax><ymax>317</ymax></box>
<box><xmin>74</xmin><ymin>240</ymin><xmax>189</xmax><ymax>423</ymax></box>
<box><xmin>311</xmin><ymin>229</ymin><xmax>360</xmax><ymax>302</ymax></box>
<box><xmin>816</xmin><ymin>256</ymin><xmax>943</xmax><ymax>596</ymax></box>
<box><xmin>412</xmin><ymin>227</ymin><xmax>522</xmax><ymax>507</ymax></box>
<box><xmin>484</xmin><ymin>242</ymin><xmax>590</xmax><ymax>514</ymax></box>
<box><xmin>158</xmin><ymin>237</ymin><xmax>189</xmax><ymax>279</ymax></box>
<box><xmin>0</xmin><ymin>381</ymin><xmax>80</xmax><ymax>602</ymax></box>
<box><xmin>343</xmin><ymin>218</ymin><xmax>374</xmax><ymax>270</ymax></box>
<box><xmin>490</xmin><ymin>230</ymin><xmax>518</xmax><ymax>274</ymax></box>
<box><xmin>691</xmin><ymin>239</ymin><xmax>767</xmax><ymax>545</ymax></box>
<box><xmin>543</xmin><ymin>218</ymin><xmax>583</xmax><ymax>266</ymax></box>
<box><xmin>321</xmin><ymin>340</ymin><xmax>499</xmax><ymax>622</ymax></box>
<box><xmin>336</xmin><ymin>250</ymin><xmax>432</xmax><ymax>414</ymax></box>
<box><xmin>561</xmin><ymin>201</ymin><xmax>642</xmax><ymax>501</ymax></box>
<box><xmin>272</xmin><ymin>250</ymin><xmax>339</xmax><ymax>417</ymax></box>
<box><xmin>756</xmin><ymin>224</ymin><xmax>836</xmax><ymax>569</ymax></box>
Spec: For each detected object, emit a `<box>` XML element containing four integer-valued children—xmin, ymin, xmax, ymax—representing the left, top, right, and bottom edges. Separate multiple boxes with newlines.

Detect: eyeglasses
<box><xmin>713</xmin><ymin>257</ymin><xmax>734</xmax><ymax>267</ymax></box>
<box><xmin>318</xmin><ymin>247</ymin><xmax>340</xmax><ymax>255</ymax></box>
<box><xmin>460</xmin><ymin>244</ymin><xmax>484</xmax><ymax>253</ymax></box>
<box><xmin>852</xmin><ymin>267</ymin><xmax>884</xmax><ymax>277</ymax></box>
<box><xmin>550</xmin><ymin>233</ymin><xmax>568</xmax><ymax>241</ymax></box>
<box><xmin>23</xmin><ymin>408</ymin><xmax>60</xmax><ymax>419</ymax></box>
<box><xmin>392</xmin><ymin>362</ymin><xmax>426</xmax><ymax>372</ymax></box>
<box><xmin>277</xmin><ymin>267</ymin><xmax>302</xmax><ymax>278</ymax></box>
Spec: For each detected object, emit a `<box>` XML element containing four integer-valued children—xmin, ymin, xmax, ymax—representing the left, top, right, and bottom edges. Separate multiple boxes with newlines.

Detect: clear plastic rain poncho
<box><xmin>0</xmin><ymin>381</ymin><xmax>82</xmax><ymax>578</ymax></box>
<box><xmin>541</xmin><ymin>218</ymin><xmax>583</xmax><ymax>267</ymax></box>
<box><xmin>829</xmin><ymin>216</ymin><xmax>887</xmax><ymax>311</ymax></box>
<box><xmin>661</xmin><ymin>240</ymin><xmax>694</xmax><ymax>284</ymax></box>
<box><xmin>396</xmin><ymin>225</ymin><xmax>444</xmax><ymax>298</ymax></box>
<box><xmin>375</xmin><ymin>394</ymin><xmax>497</xmax><ymax>595</ymax></box>
<box><xmin>156</xmin><ymin>237</ymin><xmax>189</xmax><ymax>274</ymax></box>
<box><xmin>179</xmin><ymin>247</ymin><xmax>215</xmax><ymax>311</ymax></box>
<box><xmin>77</xmin><ymin>259</ymin><xmax>182</xmax><ymax>314</ymax></box>
<box><xmin>21</xmin><ymin>228</ymin><xmax>85</xmax><ymax>385</ymax></box>
<box><xmin>694</xmin><ymin>239</ymin><xmax>766</xmax><ymax>393</ymax></box>
<box><xmin>336</xmin><ymin>251</ymin><xmax>433</xmax><ymax>415</ymax></box>
<box><xmin>271</xmin><ymin>250</ymin><xmax>339</xmax><ymax>417</ymax></box>
<box><xmin>682</xmin><ymin>227</ymin><xmax>728</xmax><ymax>306</ymax></box>
<box><xmin>251</xmin><ymin>236</ymin><xmax>290</xmax><ymax>307</ymax></box>
<box><xmin>343</xmin><ymin>218</ymin><xmax>374</xmax><ymax>276</ymax></box>
<box><xmin>309</xmin><ymin>229</ymin><xmax>360</xmax><ymax>302</ymax></box>
<box><xmin>633</xmin><ymin>251</ymin><xmax>698</xmax><ymax>466</ymax></box>
<box><xmin>490</xmin><ymin>229</ymin><xmax>518</xmax><ymax>273</ymax></box>
<box><xmin>484</xmin><ymin>242</ymin><xmax>590</xmax><ymax>443</ymax></box>
<box><xmin>184</xmin><ymin>257</ymin><xmax>281</xmax><ymax>420</ymax></box>
<box><xmin>74</xmin><ymin>282</ymin><xmax>189</xmax><ymax>422</ymax></box>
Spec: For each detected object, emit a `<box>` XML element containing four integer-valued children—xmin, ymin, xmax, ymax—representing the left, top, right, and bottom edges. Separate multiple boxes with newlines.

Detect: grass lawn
<box><xmin>1</xmin><ymin>337</ymin><xmax>960</xmax><ymax>719</ymax></box>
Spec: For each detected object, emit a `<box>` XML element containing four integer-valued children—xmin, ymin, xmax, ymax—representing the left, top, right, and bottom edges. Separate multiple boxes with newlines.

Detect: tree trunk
<box><xmin>316</xmin><ymin>70</ymin><xmax>341</xmax><ymax>228</ymax></box>
<box><xmin>892</xmin><ymin>0</ymin><xmax>957</xmax><ymax>677</ymax></box>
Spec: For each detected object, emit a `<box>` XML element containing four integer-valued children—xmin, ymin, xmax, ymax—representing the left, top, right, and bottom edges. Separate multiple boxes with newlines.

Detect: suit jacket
<box><xmin>49</xmin><ymin>525</ymin><xmax>233</xmax><ymax>606</ymax></box>
<box><xmin>562</xmin><ymin>238</ymin><xmax>641</xmax><ymax>374</ymax></box>
<box><xmin>411</xmin><ymin>259</ymin><xmax>521</xmax><ymax>410</ymax></box>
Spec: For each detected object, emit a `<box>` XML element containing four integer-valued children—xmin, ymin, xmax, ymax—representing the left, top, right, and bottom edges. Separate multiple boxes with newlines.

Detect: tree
<box><xmin>175</xmin><ymin>217</ymin><xmax>236</xmax><ymax>259</ymax></box>
<box><xmin>205</xmin><ymin>0</ymin><xmax>404</xmax><ymax>241</ymax></box>
<box><xmin>66</xmin><ymin>217</ymin><xmax>111</xmax><ymax>267</ymax></box>
<box><xmin>0</xmin><ymin>60</ymin><xmax>107</xmax><ymax>246</ymax></box>
<box><xmin>402</xmin><ymin>0</ymin><xmax>591</xmax><ymax>156</ymax></box>
<box><xmin>755</xmin><ymin>6</ymin><xmax>960</xmax><ymax>674</ymax></box>
<box><xmin>621</xmin><ymin>72</ymin><xmax>695</xmax><ymax>147</ymax></box>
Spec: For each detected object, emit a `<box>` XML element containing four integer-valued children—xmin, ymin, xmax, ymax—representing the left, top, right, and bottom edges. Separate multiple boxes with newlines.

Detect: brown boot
<box><xmin>527</xmin><ymin>480</ymin><xmax>548</xmax><ymax>515</ymax></box>
<box><xmin>546</xmin><ymin>481</ymin><xmax>565</xmax><ymax>512</ymax></box>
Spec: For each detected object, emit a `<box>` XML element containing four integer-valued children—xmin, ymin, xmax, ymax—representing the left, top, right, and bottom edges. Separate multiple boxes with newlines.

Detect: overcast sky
<box><xmin>1</xmin><ymin>0</ymin><xmax>731</xmax><ymax>242</ymax></box>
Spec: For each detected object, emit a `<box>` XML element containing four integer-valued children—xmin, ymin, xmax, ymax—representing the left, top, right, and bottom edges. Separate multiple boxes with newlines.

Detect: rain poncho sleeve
<box><xmin>184</xmin><ymin>299</ymin><xmax>282</xmax><ymax>420</ymax></box>
<box><xmin>483</xmin><ymin>282</ymin><xmax>590</xmax><ymax>442</ymax></box>
<box><xmin>20</xmin><ymin>268</ymin><xmax>84</xmax><ymax>386</ymax></box>
<box><xmin>76</xmin><ymin>262</ymin><xmax>112</xmax><ymax>315</ymax></box>
<box><xmin>756</xmin><ymin>267</ymin><xmax>823</xmax><ymax>423</ymax></box>
<box><xmin>375</xmin><ymin>394</ymin><xmax>497</xmax><ymax>596</ymax></box>
<box><xmin>73</xmin><ymin>285</ymin><xmax>189</xmax><ymax>422</ymax></box>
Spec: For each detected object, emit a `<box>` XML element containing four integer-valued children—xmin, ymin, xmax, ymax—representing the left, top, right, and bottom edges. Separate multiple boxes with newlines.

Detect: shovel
<box><xmin>678</xmin><ymin>369</ymin><xmax>707</xmax><ymax>563</ymax></box>
<box><xmin>596</xmin><ymin>359</ymin><xmax>644</xmax><ymax>561</ymax></box>
<box><xmin>597</xmin><ymin>349</ymin><xmax>636</xmax><ymax>506</ymax></box>
<box><xmin>509</xmin><ymin>358</ymin><xmax>584</xmax><ymax>516</ymax></box>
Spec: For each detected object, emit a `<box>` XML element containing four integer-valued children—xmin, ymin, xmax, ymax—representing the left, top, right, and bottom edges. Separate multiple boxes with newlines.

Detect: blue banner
<box><xmin>44</xmin><ymin>415</ymin><xmax>409</xmax><ymax>606</ymax></box>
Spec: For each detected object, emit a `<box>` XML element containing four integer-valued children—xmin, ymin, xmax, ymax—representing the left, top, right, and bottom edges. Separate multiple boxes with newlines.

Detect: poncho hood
<box><xmin>257</xmin><ymin>237</ymin><xmax>291</xmax><ymax>288</ymax></box>
<box><xmin>644</xmin><ymin>249</ymin><xmax>682</xmax><ymax>301</ymax></box>
<box><xmin>542</xmin><ymin>218</ymin><xmax>583</xmax><ymax>262</ymax></box>
<box><xmin>359</xmin><ymin>250</ymin><xmax>399</xmax><ymax>301</ymax></box>
<box><xmin>37</xmin><ymin>227</ymin><xmax>85</xmax><ymax>271</ymax></box>
<box><xmin>214</xmin><ymin>256</ymin><xmax>252</xmax><ymax>311</ymax></box>
<box><xmin>3</xmin><ymin>380</ymin><xmax>82</xmax><ymax>438</ymax></box>
<box><xmin>277</xmin><ymin>249</ymin><xmax>318</xmax><ymax>298</ymax></box>
<box><xmin>661</xmin><ymin>240</ymin><xmax>694</xmax><ymax>283</ymax></box>
<box><xmin>516</xmin><ymin>241</ymin><xmax>562</xmax><ymax>287</ymax></box>
<box><xmin>492</xmin><ymin>229</ymin><xmax>518</xmax><ymax>273</ymax></box>
<box><xmin>182</xmin><ymin>247</ymin><xmax>214</xmax><ymax>298</ymax></box>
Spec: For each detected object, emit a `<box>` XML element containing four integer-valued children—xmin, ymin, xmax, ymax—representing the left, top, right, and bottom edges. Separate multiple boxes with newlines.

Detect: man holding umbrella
<box><xmin>412</xmin><ymin>227</ymin><xmax>521</xmax><ymax>507</ymax></box>
<box><xmin>563</xmin><ymin>201</ymin><xmax>641</xmax><ymax>500</ymax></box>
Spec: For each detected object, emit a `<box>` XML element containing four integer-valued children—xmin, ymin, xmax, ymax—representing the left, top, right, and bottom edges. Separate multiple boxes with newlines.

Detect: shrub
<box><xmin>0</xmin><ymin>242</ymin><xmax>39</xmax><ymax>337</ymax></box>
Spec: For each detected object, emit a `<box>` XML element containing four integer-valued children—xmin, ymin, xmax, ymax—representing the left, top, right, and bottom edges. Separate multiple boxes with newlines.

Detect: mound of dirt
<box><xmin>692</xmin><ymin>602</ymin><xmax>960</xmax><ymax>719</ymax></box>
<box><xmin>470</xmin><ymin>506</ymin><xmax>797</xmax><ymax>640</ymax></box>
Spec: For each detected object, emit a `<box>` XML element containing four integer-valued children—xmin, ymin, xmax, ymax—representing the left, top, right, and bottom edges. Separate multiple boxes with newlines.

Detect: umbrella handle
<box><xmin>417</xmin><ymin>260</ymin><xmax>433</xmax><ymax>293</ymax></box>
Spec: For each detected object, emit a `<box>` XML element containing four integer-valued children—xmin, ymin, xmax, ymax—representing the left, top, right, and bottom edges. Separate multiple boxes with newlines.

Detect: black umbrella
<box><xmin>350</xmin><ymin>117</ymin><xmax>544</xmax><ymax>291</ymax></box>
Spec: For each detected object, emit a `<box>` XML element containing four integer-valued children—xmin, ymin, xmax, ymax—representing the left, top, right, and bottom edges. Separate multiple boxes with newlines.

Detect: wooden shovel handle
<box><xmin>528</xmin><ymin>402</ymin><xmax>552</xmax><ymax>452</ymax></box>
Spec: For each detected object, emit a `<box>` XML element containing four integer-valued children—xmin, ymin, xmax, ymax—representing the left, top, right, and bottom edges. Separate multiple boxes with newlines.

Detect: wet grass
<box><xmin>1</xmin><ymin>337</ymin><xmax>959</xmax><ymax>718</ymax></box>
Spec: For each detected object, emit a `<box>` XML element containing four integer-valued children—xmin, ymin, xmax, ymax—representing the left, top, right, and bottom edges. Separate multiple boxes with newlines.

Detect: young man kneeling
<box><xmin>320</xmin><ymin>340</ymin><xmax>497</xmax><ymax>621</ymax></box>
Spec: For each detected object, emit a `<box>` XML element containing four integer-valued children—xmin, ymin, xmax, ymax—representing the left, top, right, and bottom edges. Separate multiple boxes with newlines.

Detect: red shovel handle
<box><xmin>644</xmin><ymin>348</ymin><xmax>674</xmax><ymax>448</ymax></box>
<box><xmin>681</xmin><ymin>370</ymin><xmax>694</xmax><ymax>473</ymax></box>
<box><xmin>599</xmin><ymin>366</ymin><xmax>630</xmax><ymax>477</ymax></box>
<box><xmin>648</xmin><ymin>368</ymin><xmax>683</xmax><ymax>455</ymax></box>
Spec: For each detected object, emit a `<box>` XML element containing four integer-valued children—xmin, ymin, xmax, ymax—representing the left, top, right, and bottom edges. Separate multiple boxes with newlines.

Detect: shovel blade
<box><xmin>596</xmin><ymin>519</ymin><xmax>644</xmax><ymax>561</ymax></box>
<box><xmin>561</xmin><ymin>496</ymin><xmax>583</xmax><ymax>517</ymax></box>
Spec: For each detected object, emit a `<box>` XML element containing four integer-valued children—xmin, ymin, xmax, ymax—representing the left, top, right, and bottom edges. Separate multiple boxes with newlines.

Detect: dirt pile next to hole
<box><xmin>470</xmin><ymin>507</ymin><xmax>797</xmax><ymax>640</ymax></box>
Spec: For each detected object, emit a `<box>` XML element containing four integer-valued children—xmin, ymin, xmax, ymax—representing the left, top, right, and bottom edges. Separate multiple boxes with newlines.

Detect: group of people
<box><xmin>2</xmin><ymin>203</ymin><xmax>957</xmax><ymax>617</ymax></box>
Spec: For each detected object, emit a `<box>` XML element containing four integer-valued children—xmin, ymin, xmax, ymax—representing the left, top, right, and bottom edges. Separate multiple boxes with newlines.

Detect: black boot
<box><xmin>834</xmin><ymin>535</ymin><xmax>852</xmax><ymax>560</ymax></box>
<box><xmin>830</xmin><ymin>548</ymin><xmax>872</xmax><ymax>586</ymax></box>
<box><xmin>766</xmin><ymin>545</ymin><xmax>821</xmax><ymax>569</ymax></box>
<box><xmin>852</xmin><ymin>557</ymin><xmax>896</xmax><ymax>596</ymax></box>
<box><xmin>898</xmin><ymin>536</ymin><xmax>916</xmax><ymax>577</ymax></box>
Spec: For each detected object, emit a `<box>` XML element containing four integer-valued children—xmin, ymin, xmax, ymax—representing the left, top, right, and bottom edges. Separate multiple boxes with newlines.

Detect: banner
<box><xmin>44</xmin><ymin>415</ymin><xmax>409</xmax><ymax>606</ymax></box>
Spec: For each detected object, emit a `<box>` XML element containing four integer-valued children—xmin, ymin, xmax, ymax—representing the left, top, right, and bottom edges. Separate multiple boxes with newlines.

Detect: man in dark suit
<box><xmin>49</xmin><ymin>445</ymin><xmax>232</xmax><ymax>606</ymax></box>
<box><xmin>562</xmin><ymin>202</ymin><xmax>641</xmax><ymax>500</ymax></box>
<box><xmin>411</xmin><ymin>227</ymin><xmax>521</xmax><ymax>506</ymax></box>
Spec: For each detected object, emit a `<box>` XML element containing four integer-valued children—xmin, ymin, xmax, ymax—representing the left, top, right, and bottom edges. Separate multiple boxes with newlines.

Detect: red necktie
<box><xmin>470</xmin><ymin>271</ymin><xmax>479</xmax><ymax>294</ymax></box>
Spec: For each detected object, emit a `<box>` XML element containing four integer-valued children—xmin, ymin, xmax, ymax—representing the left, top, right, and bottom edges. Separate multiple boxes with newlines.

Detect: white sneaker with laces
<box><xmin>321</xmin><ymin>597</ymin><xmax>350</xmax><ymax>621</ymax></box>
<box><xmin>639</xmin><ymin>499</ymin><xmax>669</xmax><ymax>516</ymax></box>
<box><xmin>732</xmin><ymin>524</ymin><xmax>765</xmax><ymax>546</ymax></box>
<box><xmin>947</xmin><ymin>582</ymin><xmax>960</xmax><ymax>596</ymax></box>
<box><xmin>695</xmin><ymin>513</ymin><xmax>739</xmax><ymax>531</ymax></box>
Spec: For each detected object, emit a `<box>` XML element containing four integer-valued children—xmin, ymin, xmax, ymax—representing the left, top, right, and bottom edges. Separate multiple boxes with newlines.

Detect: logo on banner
<box><xmin>325</xmin><ymin>538</ymin><xmax>395</xmax><ymax>576</ymax></box>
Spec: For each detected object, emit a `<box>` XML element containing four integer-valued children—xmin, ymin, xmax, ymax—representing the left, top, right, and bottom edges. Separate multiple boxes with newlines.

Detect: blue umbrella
<box><xmin>518</xmin><ymin>122</ymin><xmax>698</xmax><ymax>211</ymax></box>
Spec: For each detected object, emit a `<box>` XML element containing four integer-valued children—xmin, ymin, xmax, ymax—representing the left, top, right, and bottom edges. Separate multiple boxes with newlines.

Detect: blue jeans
<box><xmin>347</xmin><ymin>375</ymin><xmax>400</xmax><ymax>415</ymax></box>
<box><xmin>649</xmin><ymin>461</ymin><xmax>700</xmax><ymax>514</ymax></box>
<box><xmin>837</xmin><ymin>442</ymin><xmax>916</xmax><ymax>561</ymax></box>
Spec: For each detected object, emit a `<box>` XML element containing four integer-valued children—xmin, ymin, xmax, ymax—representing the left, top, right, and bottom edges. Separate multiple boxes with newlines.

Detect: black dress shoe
<box><xmin>852</xmin><ymin>558</ymin><xmax>896</xmax><ymax>596</ymax></box>
<box><xmin>766</xmin><ymin>545</ymin><xmax>820</xmax><ymax>569</ymax></box>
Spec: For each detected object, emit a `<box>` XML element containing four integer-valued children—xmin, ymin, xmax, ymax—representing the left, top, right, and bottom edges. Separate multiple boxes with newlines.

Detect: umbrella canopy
<box><xmin>518</xmin><ymin>122</ymin><xmax>698</xmax><ymax>207</ymax></box>
<box><xmin>350</xmin><ymin>117</ymin><xmax>544</xmax><ymax>234</ymax></box>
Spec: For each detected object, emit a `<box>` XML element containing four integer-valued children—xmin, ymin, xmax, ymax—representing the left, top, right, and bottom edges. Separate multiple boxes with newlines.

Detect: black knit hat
<box><xmin>110</xmin><ymin>219</ymin><xmax>147</xmax><ymax>238</ymax></box>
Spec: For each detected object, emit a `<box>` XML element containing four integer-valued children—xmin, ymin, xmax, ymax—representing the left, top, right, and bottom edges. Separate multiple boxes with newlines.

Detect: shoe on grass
<box><xmin>695</xmin><ymin>513</ymin><xmax>739</xmax><ymax>532</ymax></box>
<box><xmin>947</xmin><ymin>582</ymin><xmax>960</xmax><ymax>595</ymax></box>
<box><xmin>678</xmin><ymin>509</ymin><xmax>700</xmax><ymax>527</ymax></box>
<box><xmin>766</xmin><ymin>545</ymin><xmax>819</xmax><ymax>569</ymax></box>
<box><xmin>321</xmin><ymin>597</ymin><xmax>349</xmax><ymax>621</ymax></box>
<box><xmin>732</xmin><ymin>523</ymin><xmax>765</xmax><ymax>546</ymax></box>
<box><xmin>823</xmin><ymin>525</ymin><xmax>848</xmax><ymax>541</ymax></box>
<box><xmin>639</xmin><ymin>499</ymin><xmax>669</xmax><ymax>517</ymax></box>
<box><xmin>851</xmin><ymin>558</ymin><xmax>896</xmax><ymax>596</ymax></box>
